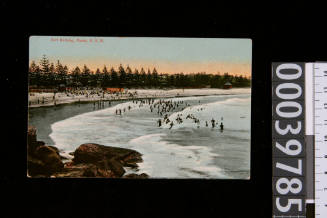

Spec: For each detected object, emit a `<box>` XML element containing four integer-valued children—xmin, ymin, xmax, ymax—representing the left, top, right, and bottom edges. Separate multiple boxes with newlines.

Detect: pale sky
<box><xmin>29</xmin><ymin>36</ymin><xmax>252</xmax><ymax>77</ymax></box>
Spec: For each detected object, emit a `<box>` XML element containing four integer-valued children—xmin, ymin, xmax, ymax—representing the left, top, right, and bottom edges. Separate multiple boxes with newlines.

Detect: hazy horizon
<box><xmin>29</xmin><ymin>36</ymin><xmax>252</xmax><ymax>77</ymax></box>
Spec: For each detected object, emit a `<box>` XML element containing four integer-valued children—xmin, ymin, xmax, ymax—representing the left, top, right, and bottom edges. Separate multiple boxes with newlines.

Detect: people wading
<box><xmin>220</xmin><ymin>122</ymin><xmax>224</xmax><ymax>132</ymax></box>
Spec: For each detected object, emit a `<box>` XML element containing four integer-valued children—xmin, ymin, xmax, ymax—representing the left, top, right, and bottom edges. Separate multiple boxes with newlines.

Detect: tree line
<box><xmin>29</xmin><ymin>55</ymin><xmax>251</xmax><ymax>89</ymax></box>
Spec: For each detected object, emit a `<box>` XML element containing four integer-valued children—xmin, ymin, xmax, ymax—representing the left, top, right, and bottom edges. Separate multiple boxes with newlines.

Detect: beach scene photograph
<box><xmin>27</xmin><ymin>36</ymin><xmax>251</xmax><ymax>179</ymax></box>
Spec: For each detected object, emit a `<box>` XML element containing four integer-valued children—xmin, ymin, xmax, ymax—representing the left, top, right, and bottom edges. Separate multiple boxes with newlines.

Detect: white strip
<box><xmin>305</xmin><ymin>63</ymin><xmax>314</xmax><ymax>135</ymax></box>
<box><xmin>306</xmin><ymin>199</ymin><xmax>315</xmax><ymax>204</ymax></box>
<box><xmin>314</xmin><ymin>63</ymin><xmax>327</xmax><ymax>218</ymax></box>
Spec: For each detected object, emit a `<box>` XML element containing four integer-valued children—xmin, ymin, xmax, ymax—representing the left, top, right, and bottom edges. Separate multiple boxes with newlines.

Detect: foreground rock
<box><xmin>54</xmin><ymin>143</ymin><xmax>145</xmax><ymax>178</ymax></box>
<box><xmin>27</xmin><ymin>126</ymin><xmax>64</xmax><ymax>177</ymax></box>
<box><xmin>27</xmin><ymin>127</ymin><xmax>148</xmax><ymax>178</ymax></box>
<box><xmin>123</xmin><ymin>173</ymin><xmax>149</xmax><ymax>179</ymax></box>
<box><xmin>73</xmin><ymin>143</ymin><xmax>143</xmax><ymax>168</ymax></box>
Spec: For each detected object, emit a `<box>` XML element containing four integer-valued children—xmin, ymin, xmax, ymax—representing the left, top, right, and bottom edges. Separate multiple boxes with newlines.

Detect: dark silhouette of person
<box><xmin>169</xmin><ymin>121</ymin><xmax>174</xmax><ymax>129</ymax></box>
<box><xmin>211</xmin><ymin>118</ymin><xmax>215</xmax><ymax>128</ymax></box>
<box><xmin>220</xmin><ymin>122</ymin><xmax>224</xmax><ymax>131</ymax></box>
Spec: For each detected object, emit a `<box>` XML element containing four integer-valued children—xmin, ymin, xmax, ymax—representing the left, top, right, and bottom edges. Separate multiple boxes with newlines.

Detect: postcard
<box><xmin>28</xmin><ymin>36</ymin><xmax>251</xmax><ymax>179</ymax></box>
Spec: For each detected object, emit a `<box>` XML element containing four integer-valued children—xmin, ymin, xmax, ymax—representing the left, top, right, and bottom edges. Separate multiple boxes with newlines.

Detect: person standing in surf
<box><xmin>220</xmin><ymin>122</ymin><xmax>224</xmax><ymax>132</ymax></box>
<box><xmin>211</xmin><ymin>118</ymin><xmax>215</xmax><ymax>128</ymax></box>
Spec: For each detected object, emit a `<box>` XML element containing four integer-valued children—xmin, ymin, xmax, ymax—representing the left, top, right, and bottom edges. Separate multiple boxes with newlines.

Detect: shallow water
<box><xmin>29</xmin><ymin>93</ymin><xmax>251</xmax><ymax>179</ymax></box>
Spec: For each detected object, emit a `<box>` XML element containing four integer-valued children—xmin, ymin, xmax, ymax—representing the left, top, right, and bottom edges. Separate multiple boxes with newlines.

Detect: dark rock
<box><xmin>82</xmin><ymin>164</ymin><xmax>98</xmax><ymax>177</ymax></box>
<box><xmin>54</xmin><ymin>163</ymin><xmax>90</xmax><ymax>177</ymax></box>
<box><xmin>64</xmin><ymin>161</ymin><xmax>74</xmax><ymax>167</ymax></box>
<box><xmin>27</xmin><ymin>126</ymin><xmax>44</xmax><ymax>155</ymax></box>
<box><xmin>48</xmin><ymin>146</ymin><xmax>60</xmax><ymax>155</ymax></box>
<box><xmin>27</xmin><ymin>126</ymin><xmax>56</xmax><ymax>177</ymax></box>
<box><xmin>122</xmin><ymin>155</ymin><xmax>143</xmax><ymax>164</ymax></box>
<box><xmin>59</xmin><ymin>155</ymin><xmax>68</xmax><ymax>160</ymax></box>
<box><xmin>96</xmin><ymin>168</ymin><xmax>115</xmax><ymax>178</ymax></box>
<box><xmin>73</xmin><ymin>143</ymin><xmax>142</xmax><ymax>165</ymax></box>
<box><xmin>46</xmin><ymin>146</ymin><xmax>68</xmax><ymax>160</ymax></box>
<box><xmin>106</xmin><ymin>159</ymin><xmax>125</xmax><ymax>177</ymax></box>
<box><xmin>53</xmin><ymin>163</ymin><xmax>115</xmax><ymax>178</ymax></box>
<box><xmin>124</xmin><ymin>162</ymin><xmax>138</xmax><ymax>168</ymax></box>
<box><xmin>35</xmin><ymin>146</ymin><xmax>64</xmax><ymax>174</ymax></box>
<box><xmin>27</xmin><ymin>126</ymin><xmax>37</xmax><ymax>147</ymax></box>
<box><xmin>27</xmin><ymin>143</ymin><xmax>64</xmax><ymax>177</ymax></box>
<box><xmin>28</xmin><ymin>141</ymin><xmax>144</xmax><ymax>178</ymax></box>
<box><xmin>72</xmin><ymin>143</ymin><xmax>143</xmax><ymax>177</ymax></box>
<box><xmin>36</xmin><ymin>141</ymin><xmax>45</xmax><ymax>147</ymax></box>
<box><xmin>73</xmin><ymin>143</ymin><xmax>142</xmax><ymax>177</ymax></box>
<box><xmin>73</xmin><ymin>143</ymin><xmax>103</xmax><ymax>164</ymax></box>
<box><xmin>27</xmin><ymin>155</ymin><xmax>46</xmax><ymax>176</ymax></box>
<box><xmin>123</xmin><ymin>173</ymin><xmax>149</xmax><ymax>179</ymax></box>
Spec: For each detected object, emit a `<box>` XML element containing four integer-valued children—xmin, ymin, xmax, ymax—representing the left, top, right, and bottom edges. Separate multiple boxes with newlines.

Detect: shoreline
<box><xmin>28</xmin><ymin>88</ymin><xmax>251</xmax><ymax>108</ymax></box>
<box><xmin>28</xmin><ymin>92</ymin><xmax>251</xmax><ymax>179</ymax></box>
<box><xmin>27</xmin><ymin>126</ymin><xmax>149</xmax><ymax>178</ymax></box>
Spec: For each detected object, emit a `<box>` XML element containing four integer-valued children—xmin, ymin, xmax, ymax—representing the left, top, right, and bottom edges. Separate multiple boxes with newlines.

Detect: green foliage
<box><xmin>110</xmin><ymin>67</ymin><xmax>119</xmax><ymax>87</ymax></box>
<box><xmin>29</xmin><ymin>56</ymin><xmax>251</xmax><ymax>89</ymax></box>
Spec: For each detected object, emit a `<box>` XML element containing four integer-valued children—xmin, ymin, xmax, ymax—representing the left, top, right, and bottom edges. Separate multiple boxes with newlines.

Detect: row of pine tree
<box><xmin>29</xmin><ymin>55</ymin><xmax>251</xmax><ymax>89</ymax></box>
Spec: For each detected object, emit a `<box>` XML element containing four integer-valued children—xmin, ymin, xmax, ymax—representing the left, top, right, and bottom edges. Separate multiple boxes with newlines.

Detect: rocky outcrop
<box><xmin>123</xmin><ymin>173</ymin><xmax>149</xmax><ymax>179</ymax></box>
<box><xmin>27</xmin><ymin>126</ymin><xmax>148</xmax><ymax>178</ymax></box>
<box><xmin>53</xmin><ymin>163</ymin><xmax>112</xmax><ymax>178</ymax></box>
<box><xmin>27</xmin><ymin>126</ymin><xmax>64</xmax><ymax>177</ymax></box>
<box><xmin>27</xmin><ymin>126</ymin><xmax>43</xmax><ymax>155</ymax></box>
<box><xmin>73</xmin><ymin>143</ymin><xmax>143</xmax><ymax>165</ymax></box>
<box><xmin>54</xmin><ymin>143</ymin><xmax>145</xmax><ymax>178</ymax></box>
<box><xmin>35</xmin><ymin>146</ymin><xmax>64</xmax><ymax>173</ymax></box>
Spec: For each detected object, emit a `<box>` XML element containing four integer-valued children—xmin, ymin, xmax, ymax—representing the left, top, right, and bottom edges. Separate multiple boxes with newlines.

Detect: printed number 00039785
<box><xmin>273</xmin><ymin>63</ymin><xmax>304</xmax><ymax>215</ymax></box>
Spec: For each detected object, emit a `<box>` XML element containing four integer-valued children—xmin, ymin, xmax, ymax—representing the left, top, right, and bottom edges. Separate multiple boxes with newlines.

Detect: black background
<box><xmin>1</xmin><ymin>1</ymin><xmax>327</xmax><ymax>218</ymax></box>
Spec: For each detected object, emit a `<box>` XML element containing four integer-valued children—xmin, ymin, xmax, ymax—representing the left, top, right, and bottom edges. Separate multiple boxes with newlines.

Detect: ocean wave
<box><xmin>161</xmin><ymin>97</ymin><xmax>251</xmax><ymax>131</ymax></box>
<box><xmin>48</xmin><ymin>94</ymin><xmax>250</xmax><ymax>178</ymax></box>
<box><xmin>128</xmin><ymin>133</ymin><xmax>230</xmax><ymax>179</ymax></box>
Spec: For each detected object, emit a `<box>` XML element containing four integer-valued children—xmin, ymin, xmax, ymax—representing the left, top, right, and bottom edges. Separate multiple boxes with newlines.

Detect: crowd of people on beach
<box><xmin>28</xmin><ymin>88</ymin><xmax>136</xmax><ymax>106</ymax></box>
<box><xmin>29</xmin><ymin>88</ymin><xmax>225</xmax><ymax>131</ymax></box>
<box><xmin>113</xmin><ymin>97</ymin><xmax>225</xmax><ymax>131</ymax></box>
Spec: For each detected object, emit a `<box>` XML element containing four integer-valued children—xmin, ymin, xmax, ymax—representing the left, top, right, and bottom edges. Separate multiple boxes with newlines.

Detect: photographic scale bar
<box><xmin>306</xmin><ymin>63</ymin><xmax>327</xmax><ymax>218</ymax></box>
<box><xmin>313</xmin><ymin>63</ymin><xmax>327</xmax><ymax>218</ymax></box>
<box><xmin>305</xmin><ymin>63</ymin><xmax>315</xmax><ymax>218</ymax></box>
